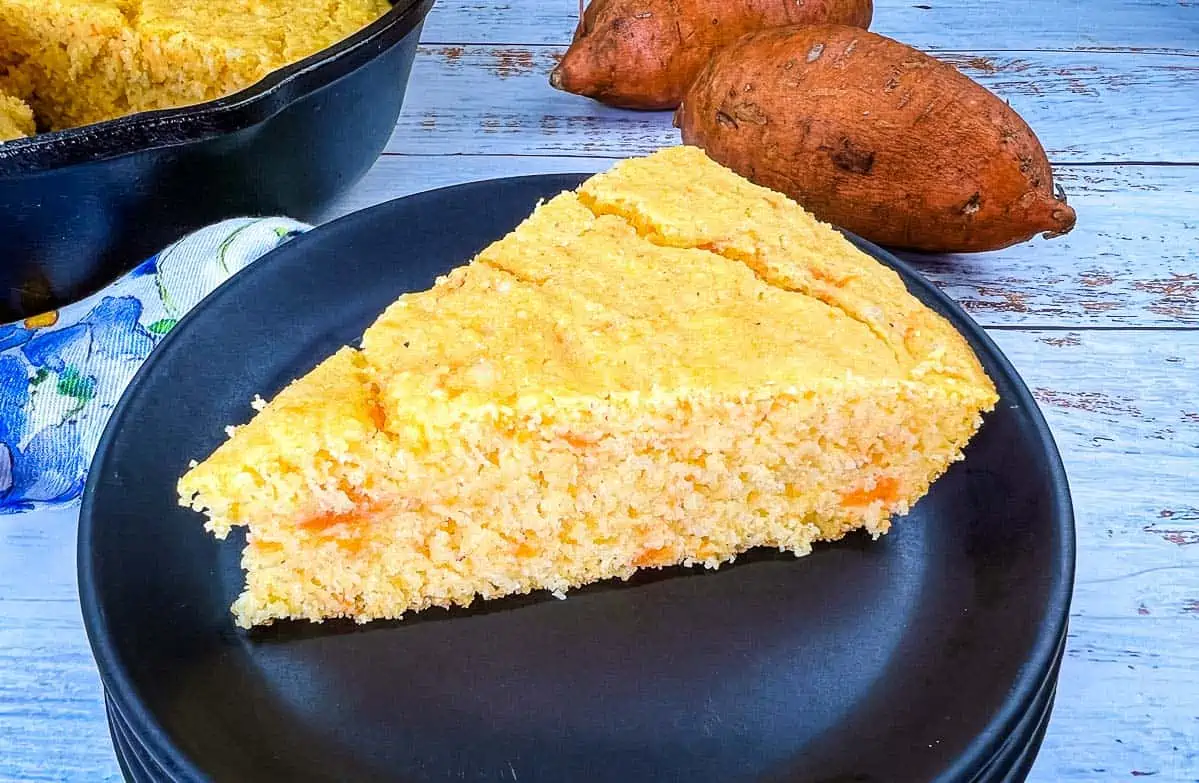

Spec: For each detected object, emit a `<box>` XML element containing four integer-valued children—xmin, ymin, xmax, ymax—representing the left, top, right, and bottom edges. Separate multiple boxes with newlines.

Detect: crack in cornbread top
<box><xmin>576</xmin><ymin>146</ymin><xmax>992</xmax><ymax>391</ymax></box>
<box><xmin>360</xmin><ymin>194</ymin><xmax>903</xmax><ymax>420</ymax></box>
<box><xmin>360</xmin><ymin>148</ymin><xmax>991</xmax><ymax>423</ymax></box>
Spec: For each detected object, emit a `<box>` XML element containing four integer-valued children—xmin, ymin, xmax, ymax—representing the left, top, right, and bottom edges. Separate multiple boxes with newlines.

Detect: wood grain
<box><xmin>322</xmin><ymin>157</ymin><xmax>1199</xmax><ymax>328</ymax></box>
<box><xmin>2</xmin><ymin>333</ymin><xmax>1197</xmax><ymax>782</ymax></box>
<box><xmin>421</xmin><ymin>0</ymin><xmax>1199</xmax><ymax>52</ymax></box>
<box><xmin>388</xmin><ymin>44</ymin><xmax>1199</xmax><ymax>164</ymax></box>
<box><xmin>0</xmin><ymin>507</ymin><xmax>119</xmax><ymax>783</ymax></box>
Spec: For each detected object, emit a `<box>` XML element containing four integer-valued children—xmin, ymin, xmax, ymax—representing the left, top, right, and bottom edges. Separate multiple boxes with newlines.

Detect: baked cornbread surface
<box><xmin>178</xmin><ymin>146</ymin><xmax>999</xmax><ymax>629</ymax></box>
<box><xmin>0</xmin><ymin>0</ymin><xmax>391</xmax><ymax>132</ymax></box>
<box><xmin>0</xmin><ymin>91</ymin><xmax>34</xmax><ymax>140</ymax></box>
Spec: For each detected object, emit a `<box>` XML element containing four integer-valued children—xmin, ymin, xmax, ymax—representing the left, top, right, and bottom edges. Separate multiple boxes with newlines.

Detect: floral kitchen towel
<box><xmin>0</xmin><ymin>217</ymin><xmax>310</xmax><ymax>513</ymax></box>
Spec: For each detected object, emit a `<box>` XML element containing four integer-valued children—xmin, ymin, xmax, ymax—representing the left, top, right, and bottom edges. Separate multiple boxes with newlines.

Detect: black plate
<box><xmin>80</xmin><ymin>175</ymin><xmax>1075</xmax><ymax>783</ymax></box>
<box><xmin>104</xmin><ymin>622</ymin><xmax>1068</xmax><ymax>783</ymax></box>
<box><xmin>974</xmin><ymin>628</ymin><xmax>1065</xmax><ymax>783</ymax></box>
<box><xmin>992</xmin><ymin>689</ymin><xmax>1057</xmax><ymax>783</ymax></box>
<box><xmin>104</xmin><ymin>628</ymin><xmax>1066</xmax><ymax>783</ymax></box>
<box><xmin>103</xmin><ymin>626</ymin><xmax>1066</xmax><ymax>783</ymax></box>
<box><xmin>0</xmin><ymin>0</ymin><xmax>433</xmax><ymax>320</ymax></box>
<box><xmin>107</xmin><ymin>690</ymin><xmax>190</xmax><ymax>782</ymax></box>
<box><xmin>107</xmin><ymin>698</ymin><xmax>158</xmax><ymax>783</ymax></box>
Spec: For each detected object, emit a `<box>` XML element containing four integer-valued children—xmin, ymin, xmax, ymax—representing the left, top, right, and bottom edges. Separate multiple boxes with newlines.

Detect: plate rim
<box><xmin>78</xmin><ymin>173</ymin><xmax>1077</xmax><ymax>782</ymax></box>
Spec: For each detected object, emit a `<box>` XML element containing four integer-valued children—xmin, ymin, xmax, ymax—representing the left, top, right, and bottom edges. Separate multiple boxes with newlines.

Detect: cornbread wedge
<box><xmin>179</xmin><ymin>146</ymin><xmax>998</xmax><ymax>628</ymax></box>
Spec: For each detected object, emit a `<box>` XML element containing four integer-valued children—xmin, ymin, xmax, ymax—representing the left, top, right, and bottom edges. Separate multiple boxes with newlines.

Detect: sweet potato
<box><xmin>549</xmin><ymin>0</ymin><xmax>873</xmax><ymax>110</ymax></box>
<box><xmin>674</xmin><ymin>25</ymin><xmax>1076</xmax><ymax>252</ymax></box>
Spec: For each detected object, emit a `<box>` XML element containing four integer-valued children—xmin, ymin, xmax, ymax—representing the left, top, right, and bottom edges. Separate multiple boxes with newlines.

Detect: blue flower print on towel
<box><xmin>0</xmin><ymin>216</ymin><xmax>309</xmax><ymax>513</ymax></box>
<box><xmin>0</xmin><ymin>296</ymin><xmax>152</xmax><ymax>509</ymax></box>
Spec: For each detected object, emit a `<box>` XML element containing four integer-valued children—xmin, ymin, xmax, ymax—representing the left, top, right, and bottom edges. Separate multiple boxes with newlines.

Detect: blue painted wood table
<box><xmin>1</xmin><ymin>1</ymin><xmax>1197</xmax><ymax>780</ymax></box>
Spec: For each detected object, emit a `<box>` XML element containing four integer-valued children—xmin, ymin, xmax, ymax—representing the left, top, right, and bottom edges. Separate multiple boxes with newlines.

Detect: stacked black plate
<box><xmin>81</xmin><ymin>176</ymin><xmax>1075</xmax><ymax>783</ymax></box>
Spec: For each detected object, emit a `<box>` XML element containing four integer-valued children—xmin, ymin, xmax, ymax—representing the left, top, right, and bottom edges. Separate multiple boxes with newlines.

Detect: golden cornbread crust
<box><xmin>179</xmin><ymin>146</ymin><xmax>999</xmax><ymax>629</ymax></box>
<box><xmin>0</xmin><ymin>0</ymin><xmax>390</xmax><ymax>132</ymax></box>
<box><xmin>0</xmin><ymin>92</ymin><xmax>35</xmax><ymax>141</ymax></box>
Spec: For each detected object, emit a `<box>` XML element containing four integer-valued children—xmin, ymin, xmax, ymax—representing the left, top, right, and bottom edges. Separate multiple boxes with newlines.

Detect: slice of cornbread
<box><xmin>0</xmin><ymin>92</ymin><xmax>35</xmax><ymax>141</ymax></box>
<box><xmin>179</xmin><ymin>146</ymin><xmax>999</xmax><ymax>628</ymax></box>
<box><xmin>0</xmin><ymin>0</ymin><xmax>390</xmax><ymax>131</ymax></box>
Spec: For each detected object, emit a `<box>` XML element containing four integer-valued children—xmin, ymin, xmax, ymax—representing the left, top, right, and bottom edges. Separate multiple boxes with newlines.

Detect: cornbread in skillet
<box><xmin>0</xmin><ymin>0</ymin><xmax>391</xmax><ymax>132</ymax></box>
<box><xmin>0</xmin><ymin>92</ymin><xmax>34</xmax><ymax>140</ymax></box>
<box><xmin>178</xmin><ymin>146</ymin><xmax>999</xmax><ymax>629</ymax></box>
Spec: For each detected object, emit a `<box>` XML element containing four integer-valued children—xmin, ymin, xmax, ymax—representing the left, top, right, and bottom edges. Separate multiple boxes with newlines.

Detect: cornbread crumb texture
<box><xmin>0</xmin><ymin>91</ymin><xmax>35</xmax><ymax>140</ymax></box>
<box><xmin>178</xmin><ymin>146</ymin><xmax>999</xmax><ymax>629</ymax></box>
<box><xmin>0</xmin><ymin>0</ymin><xmax>391</xmax><ymax>131</ymax></box>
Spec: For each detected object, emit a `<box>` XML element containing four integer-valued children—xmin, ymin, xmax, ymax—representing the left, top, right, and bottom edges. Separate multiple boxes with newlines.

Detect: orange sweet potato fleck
<box><xmin>841</xmin><ymin>476</ymin><xmax>901</xmax><ymax>507</ymax></box>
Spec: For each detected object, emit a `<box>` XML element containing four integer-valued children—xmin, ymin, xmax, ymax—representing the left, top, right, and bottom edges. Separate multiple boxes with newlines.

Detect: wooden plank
<box><xmin>321</xmin><ymin>156</ymin><xmax>1199</xmax><ymax>328</ymax></box>
<box><xmin>0</xmin><ymin>506</ymin><xmax>120</xmax><ymax>782</ymax></box>
<box><xmin>388</xmin><ymin>44</ymin><xmax>1199</xmax><ymax>164</ymax></box>
<box><xmin>2</xmin><ymin>331</ymin><xmax>1197</xmax><ymax>781</ymax></box>
<box><xmin>1046</xmin><ymin>619</ymin><xmax>1199</xmax><ymax>781</ymax></box>
<box><xmin>991</xmin><ymin>330</ymin><xmax>1199</xmax><ymax>781</ymax></box>
<box><xmin>420</xmin><ymin>0</ymin><xmax>1199</xmax><ymax>52</ymax></box>
<box><xmin>0</xmin><ymin>602</ymin><xmax>120</xmax><ymax>782</ymax></box>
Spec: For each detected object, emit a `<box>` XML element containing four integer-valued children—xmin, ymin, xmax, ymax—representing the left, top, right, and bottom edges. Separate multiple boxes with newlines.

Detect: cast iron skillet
<box><xmin>79</xmin><ymin>175</ymin><xmax>1076</xmax><ymax>782</ymax></box>
<box><xmin>0</xmin><ymin>0</ymin><xmax>434</xmax><ymax>320</ymax></box>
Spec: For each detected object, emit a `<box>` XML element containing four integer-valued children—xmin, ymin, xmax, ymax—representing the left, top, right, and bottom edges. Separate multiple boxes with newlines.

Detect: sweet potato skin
<box><xmin>674</xmin><ymin>25</ymin><xmax>1076</xmax><ymax>252</ymax></box>
<box><xmin>550</xmin><ymin>0</ymin><xmax>873</xmax><ymax>110</ymax></box>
